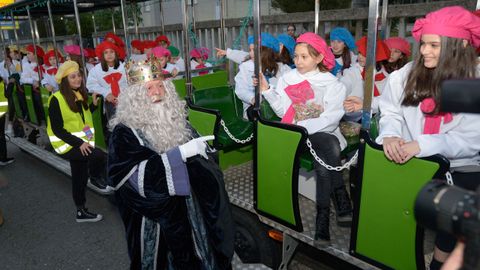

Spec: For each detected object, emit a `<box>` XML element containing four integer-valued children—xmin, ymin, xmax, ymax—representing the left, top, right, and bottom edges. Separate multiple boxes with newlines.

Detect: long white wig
<box><xmin>109</xmin><ymin>79</ymin><xmax>191</xmax><ymax>153</ymax></box>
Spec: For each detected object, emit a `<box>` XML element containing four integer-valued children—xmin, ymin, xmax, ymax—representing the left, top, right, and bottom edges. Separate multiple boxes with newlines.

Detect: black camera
<box><xmin>414</xmin><ymin>79</ymin><xmax>480</xmax><ymax>270</ymax></box>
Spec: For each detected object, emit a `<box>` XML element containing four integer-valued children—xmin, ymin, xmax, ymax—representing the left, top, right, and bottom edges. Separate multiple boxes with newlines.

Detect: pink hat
<box><xmin>189</xmin><ymin>47</ymin><xmax>210</xmax><ymax>60</ymax></box>
<box><xmin>384</xmin><ymin>37</ymin><xmax>411</xmax><ymax>57</ymax></box>
<box><xmin>412</xmin><ymin>6</ymin><xmax>480</xmax><ymax>48</ymax></box>
<box><xmin>296</xmin><ymin>32</ymin><xmax>335</xmax><ymax>70</ymax></box>
<box><xmin>64</xmin><ymin>45</ymin><xmax>87</xmax><ymax>56</ymax></box>
<box><xmin>151</xmin><ymin>46</ymin><xmax>171</xmax><ymax>58</ymax></box>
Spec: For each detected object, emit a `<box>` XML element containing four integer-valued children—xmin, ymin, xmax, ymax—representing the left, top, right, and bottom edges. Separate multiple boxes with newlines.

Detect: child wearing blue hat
<box><xmin>329</xmin><ymin>27</ymin><xmax>357</xmax><ymax>77</ymax></box>
<box><xmin>234</xmin><ymin>32</ymin><xmax>291</xmax><ymax>119</ymax></box>
<box><xmin>277</xmin><ymin>34</ymin><xmax>296</xmax><ymax>68</ymax></box>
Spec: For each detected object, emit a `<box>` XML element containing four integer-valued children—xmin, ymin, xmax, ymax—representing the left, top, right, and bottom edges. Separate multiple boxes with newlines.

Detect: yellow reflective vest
<box><xmin>46</xmin><ymin>91</ymin><xmax>95</xmax><ymax>154</ymax></box>
<box><xmin>0</xmin><ymin>82</ymin><xmax>9</xmax><ymax>117</ymax></box>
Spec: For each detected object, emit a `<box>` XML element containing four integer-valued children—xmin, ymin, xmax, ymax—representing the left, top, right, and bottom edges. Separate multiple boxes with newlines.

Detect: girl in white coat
<box><xmin>376</xmin><ymin>6</ymin><xmax>480</xmax><ymax>270</ymax></box>
<box><xmin>259</xmin><ymin>32</ymin><xmax>352</xmax><ymax>243</ymax></box>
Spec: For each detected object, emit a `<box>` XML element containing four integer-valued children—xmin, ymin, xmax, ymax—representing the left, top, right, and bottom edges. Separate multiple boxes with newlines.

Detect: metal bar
<box><xmin>47</xmin><ymin>0</ymin><xmax>59</xmax><ymax>68</ymax></box>
<box><xmin>477</xmin><ymin>0</ymin><xmax>480</xmax><ymax>10</ymax></box>
<box><xmin>26</xmin><ymin>6</ymin><xmax>42</xmax><ymax>82</ymax></box>
<box><xmin>120</xmin><ymin>0</ymin><xmax>131</xmax><ymax>58</ymax></box>
<box><xmin>33</xmin><ymin>20</ymin><xmax>40</xmax><ymax>43</ymax></box>
<box><xmin>253</xmin><ymin>0</ymin><xmax>261</xmax><ymax>111</ymax></box>
<box><xmin>11</xmin><ymin>11</ymin><xmax>21</xmax><ymax>72</ymax></box>
<box><xmin>92</xmin><ymin>12</ymin><xmax>97</xmax><ymax>35</ymax></box>
<box><xmin>182</xmin><ymin>0</ymin><xmax>192</xmax><ymax>97</ymax></box>
<box><xmin>191</xmin><ymin>0</ymin><xmax>196</xmax><ymax>34</ymax></box>
<box><xmin>315</xmin><ymin>0</ymin><xmax>320</xmax><ymax>34</ymax></box>
<box><xmin>72</xmin><ymin>0</ymin><xmax>88</xmax><ymax>82</ymax></box>
<box><xmin>220</xmin><ymin>0</ymin><xmax>227</xmax><ymax>49</ymax></box>
<box><xmin>361</xmin><ymin>0</ymin><xmax>381</xmax><ymax>130</ymax></box>
<box><xmin>111</xmin><ymin>11</ymin><xmax>116</xmax><ymax>34</ymax></box>
<box><xmin>160</xmin><ymin>0</ymin><xmax>165</xmax><ymax>34</ymax></box>
<box><xmin>132</xmin><ymin>1</ymin><xmax>139</xmax><ymax>39</ymax></box>
<box><xmin>380</xmin><ymin>0</ymin><xmax>388</xmax><ymax>39</ymax></box>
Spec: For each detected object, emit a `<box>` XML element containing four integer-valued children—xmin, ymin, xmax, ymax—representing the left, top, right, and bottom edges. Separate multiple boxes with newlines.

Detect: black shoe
<box><xmin>87</xmin><ymin>177</ymin><xmax>114</xmax><ymax>195</ymax></box>
<box><xmin>315</xmin><ymin>207</ymin><xmax>330</xmax><ymax>243</ymax></box>
<box><xmin>332</xmin><ymin>186</ymin><xmax>353</xmax><ymax>227</ymax></box>
<box><xmin>76</xmin><ymin>208</ymin><xmax>102</xmax><ymax>223</ymax></box>
<box><xmin>0</xmin><ymin>157</ymin><xmax>15</xmax><ymax>166</ymax></box>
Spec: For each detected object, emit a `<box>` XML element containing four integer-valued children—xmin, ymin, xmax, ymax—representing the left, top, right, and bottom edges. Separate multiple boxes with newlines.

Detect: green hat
<box><xmin>167</xmin><ymin>45</ymin><xmax>179</xmax><ymax>57</ymax></box>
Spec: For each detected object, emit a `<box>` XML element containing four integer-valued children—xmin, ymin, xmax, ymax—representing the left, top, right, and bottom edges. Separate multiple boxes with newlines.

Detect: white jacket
<box><xmin>0</xmin><ymin>60</ymin><xmax>20</xmax><ymax>82</ymax></box>
<box><xmin>41</xmin><ymin>66</ymin><xmax>59</xmax><ymax>92</ymax></box>
<box><xmin>86</xmin><ymin>62</ymin><xmax>127</xmax><ymax>97</ymax></box>
<box><xmin>376</xmin><ymin>62</ymin><xmax>480</xmax><ymax>169</ymax></box>
<box><xmin>226</xmin><ymin>48</ymin><xmax>249</xmax><ymax>64</ymax></box>
<box><xmin>263</xmin><ymin>68</ymin><xmax>347</xmax><ymax>149</ymax></box>
<box><xmin>20</xmin><ymin>61</ymin><xmax>40</xmax><ymax>85</ymax></box>
<box><xmin>234</xmin><ymin>60</ymin><xmax>291</xmax><ymax>117</ymax></box>
<box><xmin>190</xmin><ymin>60</ymin><xmax>213</xmax><ymax>77</ymax></box>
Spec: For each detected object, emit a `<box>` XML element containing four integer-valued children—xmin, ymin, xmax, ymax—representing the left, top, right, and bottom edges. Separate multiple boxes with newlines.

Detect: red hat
<box><xmin>84</xmin><ymin>48</ymin><xmax>96</xmax><ymax>58</ymax></box>
<box><xmin>384</xmin><ymin>37</ymin><xmax>411</xmax><ymax>57</ymax></box>
<box><xmin>142</xmin><ymin>40</ymin><xmax>157</xmax><ymax>50</ymax></box>
<box><xmin>412</xmin><ymin>6</ymin><xmax>480</xmax><ymax>48</ymax></box>
<box><xmin>155</xmin><ymin>35</ymin><xmax>170</xmax><ymax>46</ymax></box>
<box><xmin>152</xmin><ymin>46</ymin><xmax>171</xmax><ymax>58</ymax></box>
<box><xmin>355</xmin><ymin>36</ymin><xmax>390</xmax><ymax>62</ymax></box>
<box><xmin>26</xmin><ymin>44</ymin><xmax>45</xmax><ymax>58</ymax></box>
<box><xmin>296</xmin><ymin>32</ymin><xmax>335</xmax><ymax>70</ymax></box>
<box><xmin>95</xmin><ymin>41</ymin><xmax>125</xmax><ymax>61</ymax></box>
<box><xmin>104</xmin><ymin>32</ymin><xmax>125</xmax><ymax>48</ymax></box>
<box><xmin>131</xmin><ymin>40</ymin><xmax>144</xmax><ymax>53</ymax></box>
<box><xmin>63</xmin><ymin>45</ymin><xmax>87</xmax><ymax>56</ymax></box>
<box><xmin>43</xmin><ymin>50</ymin><xmax>64</xmax><ymax>66</ymax></box>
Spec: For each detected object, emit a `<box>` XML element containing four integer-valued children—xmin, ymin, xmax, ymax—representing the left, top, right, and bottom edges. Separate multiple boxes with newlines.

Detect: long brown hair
<box><xmin>260</xmin><ymin>46</ymin><xmax>279</xmax><ymax>77</ymax></box>
<box><xmin>402</xmin><ymin>36</ymin><xmax>477</xmax><ymax>114</ymax></box>
<box><xmin>278</xmin><ymin>46</ymin><xmax>293</xmax><ymax>67</ymax></box>
<box><xmin>339</xmin><ymin>47</ymin><xmax>352</xmax><ymax>74</ymax></box>
<box><xmin>383</xmin><ymin>55</ymin><xmax>408</xmax><ymax>74</ymax></box>
<box><xmin>59</xmin><ymin>73</ymin><xmax>88</xmax><ymax>113</ymax></box>
<box><xmin>304</xmin><ymin>43</ymin><xmax>330</xmax><ymax>73</ymax></box>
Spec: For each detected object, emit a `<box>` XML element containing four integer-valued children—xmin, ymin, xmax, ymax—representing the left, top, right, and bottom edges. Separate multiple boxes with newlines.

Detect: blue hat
<box><xmin>248</xmin><ymin>32</ymin><xmax>279</xmax><ymax>53</ymax></box>
<box><xmin>330</xmin><ymin>27</ymin><xmax>356</xmax><ymax>50</ymax></box>
<box><xmin>276</xmin><ymin>34</ymin><xmax>296</xmax><ymax>57</ymax></box>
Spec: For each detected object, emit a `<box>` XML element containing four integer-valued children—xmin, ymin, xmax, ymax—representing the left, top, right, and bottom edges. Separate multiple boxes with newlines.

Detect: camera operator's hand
<box><xmin>382</xmin><ymin>137</ymin><xmax>406</xmax><ymax>163</ymax></box>
<box><xmin>399</xmin><ymin>140</ymin><xmax>421</xmax><ymax>164</ymax></box>
<box><xmin>441</xmin><ymin>242</ymin><xmax>464</xmax><ymax>270</ymax></box>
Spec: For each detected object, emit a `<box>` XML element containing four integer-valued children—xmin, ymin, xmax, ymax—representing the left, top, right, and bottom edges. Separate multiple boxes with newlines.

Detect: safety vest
<box><xmin>46</xmin><ymin>91</ymin><xmax>95</xmax><ymax>154</ymax></box>
<box><xmin>0</xmin><ymin>82</ymin><xmax>8</xmax><ymax>117</ymax></box>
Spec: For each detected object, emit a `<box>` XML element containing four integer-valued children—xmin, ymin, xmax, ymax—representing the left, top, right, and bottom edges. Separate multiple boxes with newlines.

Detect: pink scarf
<box><xmin>196</xmin><ymin>63</ymin><xmax>208</xmax><ymax>75</ymax></box>
<box><xmin>420</xmin><ymin>97</ymin><xmax>453</xmax><ymax>134</ymax></box>
<box><xmin>281</xmin><ymin>80</ymin><xmax>314</xmax><ymax>124</ymax></box>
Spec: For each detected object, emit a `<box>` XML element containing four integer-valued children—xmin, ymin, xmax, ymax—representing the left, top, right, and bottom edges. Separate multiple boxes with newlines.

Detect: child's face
<box><xmin>357</xmin><ymin>53</ymin><xmax>366</xmax><ymax>67</ymax></box>
<box><xmin>159</xmin><ymin>56</ymin><xmax>168</xmax><ymax>67</ymax></box>
<box><xmin>27</xmin><ymin>51</ymin><xmax>36</xmax><ymax>62</ymax></box>
<box><xmin>388</xmin><ymin>48</ymin><xmax>403</xmax><ymax>63</ymax></box>
<box><xmin>195</xmin><ymin>57</ymin><xmax>204</xmax><ymax>65</ymax></box>
<box><xmin>420</xmin><ymin>34</ymin><xmax>441</xmax><ymax>69</ymax></box>
<box><xmin>132</xmin><ymin>47</ymin><xmax>141</xmax><ymax>54</ymax></box>
<box><xmin>169</xmin><ymin>56</ymin><xmax>179</xmax><ymax>64</ymax></box>
<box><xmin>159</xmin><ymin>41</ymin><xmax>168</xmax><ymax>48</ymax></box>
<box><xmin>330</xmin><ymin>40</ymin><xmax>346</xmax><ymax>55</ymax></box>
<box><xmin>103</xmin><ymin>48</ymin><xmax>116</xmax><ymax>63</ymax></box>
<box><xmin>49</xmin><ymin>56</ymin><xmax>57</xmax><ymax>67</ymax></box>
<box><xmin>294</xmin><ymin>43</ymin><xmax>323</xmax><ymax>74</ymax></box>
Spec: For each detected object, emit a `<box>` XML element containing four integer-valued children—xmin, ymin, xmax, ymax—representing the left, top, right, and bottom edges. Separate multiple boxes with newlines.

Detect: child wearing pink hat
<box><xmin>376</xmin><ymin>6</ymin><xmax>480</xmax><ymax>270</ymax></box>
<box><xmin>259</xmin><ymin>32</ymin><xmax>352</xmax><ymax>243</ymax></box>
<box><xmin>151</xmin><ymin>46</ymin><xmax>177</xmax><ymax>76</ymax></box>
<box><xmin>383</xmin><ymin>37</ymin><xmax>411</xmax><ymax>73</ymax></box>
<box><xmin>190</xmin><ymin>47</ymin><xmax>213</xmax><ymax>77</ymax></box>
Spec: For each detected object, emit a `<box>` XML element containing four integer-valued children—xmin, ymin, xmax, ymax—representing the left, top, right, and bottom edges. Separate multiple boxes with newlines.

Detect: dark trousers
<box><xmin>32</xmin><ymin>90</ymin><xmax>45</xmax><ymax>123</ymax></box>
<box><xmin>61</xmin><ymin>147</ymin><xmax>106</xmax><ymax>208</ymax></box>
<box><xmin>0</xmin><ymin>114</ymin><xmax>6</xmax><ymax>160</ymax></box>
<box><xmin>6</xmin><ymin>82</ymin><xmax>15</xmax><ymax>122</ymax></box>
<box><xmin>303</xmin><ymin>132</ymin><xmax>344</xmax><ymax>208</ymax></box>
<box><xmin>16</xmin><ymin>87</ymin><xmax>28</xmax><ymax>120</ymax></box>
<box><xmin>435</xmin><ymin>171</ymin><xmax>480</xmax><ymax>252</ymax></box>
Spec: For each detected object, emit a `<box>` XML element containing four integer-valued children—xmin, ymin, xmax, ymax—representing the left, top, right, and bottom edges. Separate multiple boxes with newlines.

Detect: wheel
<box><xmin>232</xmin><ymin>206</ymin><xmax>282</xmax><ymax>269</ymax></box>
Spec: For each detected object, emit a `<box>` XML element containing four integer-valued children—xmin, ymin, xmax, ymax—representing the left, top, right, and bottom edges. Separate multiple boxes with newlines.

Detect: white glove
<box><xmin>179</xmin><ymin>135</ymin><xmax>215</xmax><ymax>162</ymax></box>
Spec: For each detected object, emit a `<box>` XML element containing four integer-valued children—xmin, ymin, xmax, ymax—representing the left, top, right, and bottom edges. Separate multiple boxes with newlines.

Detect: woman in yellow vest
<box><xmin>47</xmin><ymin>60</ymin><xmax>104</xmax><ymax>222</ymax></box>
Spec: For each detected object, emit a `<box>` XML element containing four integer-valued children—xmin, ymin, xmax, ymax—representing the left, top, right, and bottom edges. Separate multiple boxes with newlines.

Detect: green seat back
<box><xmin>260</xmin><ymin>99</ymin><xmax>280</xmax><ymax>121</ymax></box>
<box><xmin>255</xmin><ymin>118</ymin><xmax>304</xmax><ymax>231</ymax></box>
<box><xmin>23</xmin><ymin>84</ymin><xmax>39</xmax><ymax>125</ymax></box>
<box><xmin>352</xmin><ymin>133</ymin><xmax>448</xmax><ymax>270</ymax></box>
<box><xmin>88</xmin><ymin>95</ymin><xmax>107</xmax><ymax>150</ymax></box>
<box><xmin>12</xmin><ymin>84</ymin><xmax>23</xmax><ymax>119</ymax></box>
<box><xmin>172</xmin><ymin>78</ymin><xmax>187</xmax><ymax>99</ymax></box>
<box><xmin>40</xmin><ymin>87</ymin><xmax>51</xmax><ymax>121</ymax></box>
<box><xmin>192</xmin><ymin>70</ymin><xmax>228</xmax><ymax>90</ymax></box>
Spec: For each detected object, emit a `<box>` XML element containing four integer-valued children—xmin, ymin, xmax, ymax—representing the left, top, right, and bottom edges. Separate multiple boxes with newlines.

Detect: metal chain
<box><xmin>220</xmin><ymin>119</ymin><xmax>253</xmax><ymax>144</ymax></box>
<box><xmin>306</xmin><ymin>138</ymin><xmax>358</xmax><ymax>171</ymax></box>
<box><xmin>445</xmin><ymin>171</ymin><xmax>454</xmax><ymax>186</ymax></box>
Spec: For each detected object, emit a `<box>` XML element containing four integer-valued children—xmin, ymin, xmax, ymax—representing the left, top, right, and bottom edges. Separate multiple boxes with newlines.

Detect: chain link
<box><xmin>445</xmin><ymin>171</ymin><xmax>454</xmax><ymax>186</ymax></box>
<box><xmin>220</xmin><ymin>119</ymin><xmax>253</xmax><ymax>144</ymax></box>
<box><xmin>306</xmin><ymin>138</ymin><xmax>358</xmax><ymax>171</ymax></box>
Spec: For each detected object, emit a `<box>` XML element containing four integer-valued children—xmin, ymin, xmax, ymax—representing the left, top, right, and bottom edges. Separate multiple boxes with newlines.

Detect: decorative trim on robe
<box><xmin>138</xmin><ymin>160</ymin><xmax>148</xmax><ymax>198</ymax></box>
<box><xmin>160</xmin><ymin>147</ymin><xmax>190</xmax><ymax>196</ymax></box>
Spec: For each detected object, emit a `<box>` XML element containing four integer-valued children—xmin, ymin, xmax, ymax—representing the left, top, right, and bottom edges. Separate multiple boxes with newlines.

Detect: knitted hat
<box><xmin>55</xmin><ymin>60</ymin><xmax>79</xmax><ymax>84</ymax></box>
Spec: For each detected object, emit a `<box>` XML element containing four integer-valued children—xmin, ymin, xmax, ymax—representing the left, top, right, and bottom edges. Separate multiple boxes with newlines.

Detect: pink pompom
<box><xmin>420</xmin><ymin>97</ymin><xmax>436</xmax><ymax>113</ymax></box>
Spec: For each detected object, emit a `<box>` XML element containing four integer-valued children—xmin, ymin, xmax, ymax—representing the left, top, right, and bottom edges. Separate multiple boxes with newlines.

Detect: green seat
<box><xmin>23</xmin><ymin>84</ymin><xmax>39</xmax><ymax>125</ymax></box>
<box><xmin>190</xmin><ymin>86</ymin><xmax>253</xmax><ymax>150</ymax></box>
<box><xmin>172</xmin><ymin>78</ymin><xmax>187</xmax><ymax>99</ymax></box>
<box><xmin>351</xmin><ymin>131</ymin><xmax>449</xmax><ymax>270</ymax></box>
<box><xmin>40</xmin><ymin>87</ymin><xmax>51</xmax><ymax>121</ymax></box>
<box><xmin>88</xmin><ymin>95</ymin><xmax>107</xmax><ymax>150</ymax></box>
<box><xmin>191</xmin><ymin>70</ymin><xmax>228</xmax><ymax>90</ymax></box>
<box><xmin>12</xmin><ymin>84</ymin><xmax>23</xmax><ymax>119</ymax></box>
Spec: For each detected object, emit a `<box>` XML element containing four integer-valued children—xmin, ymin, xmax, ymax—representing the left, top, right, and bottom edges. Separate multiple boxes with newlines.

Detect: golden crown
<box><xmin>125</xmin><ymin>56</ymin><xmax>167</xmax><ymax>85</ymax></box>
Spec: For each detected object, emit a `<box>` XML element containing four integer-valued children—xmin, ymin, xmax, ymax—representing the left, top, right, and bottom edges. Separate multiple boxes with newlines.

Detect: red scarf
<box><xmin>196</xmin><ymin>63</ymin><xmax>208</xmax><ymax>76</ymax></box>
<box><xmin>103</xmin><ymin>73</ymin><xmax>123</xmax><ymax>97</ymax></box>
<box><xmin>46</xmin><ymin>68</ymin><xmax>57</xmax><ymax>75</ymax></box>
<box><xmin>281</xmin><ymin>80</ymin><xmax>315</xmax><ymax>124</ymax></box>
<box><xmin>33</xmin><ymin>65</ymin><xmax>45</xmax><ymax>78</ymax></box>
<box><xmin>361</xmin><ymin>69</ymin><xmax>386</xmax><ymax>97</ymax></box>
<box><xmin>420</xmin><ymin>97</ymin><xmax>453</xmax><ymax>134</ymax></box>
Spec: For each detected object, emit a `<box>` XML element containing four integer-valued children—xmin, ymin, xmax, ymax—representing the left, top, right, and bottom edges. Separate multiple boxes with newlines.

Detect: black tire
<box><xmin>232</xmin><ymin>206</ymin><xmax>282</xmax><ymax>269</ymax></box>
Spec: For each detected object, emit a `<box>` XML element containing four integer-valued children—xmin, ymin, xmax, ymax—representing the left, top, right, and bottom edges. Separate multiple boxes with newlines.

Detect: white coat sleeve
<box><xmin>297</xmin><ymin>82</ymin><xmax>346</xmax><ymax>134</ymax></box>
<box><xmin>226</xmin><ymin>49</ymin><xmax>249</xmax><ymax>64</ymax></box>
<box><xmin>375</xmin><ymin>71</ymin><xmax>406</xmax><ymax>144</ymax></box>
<box><xmin>416</xmin><ymin>113</ymin><xmax>480</xmax><ymax>159</ymax></box>
<box><xmin>234</xmin><ymin>65</ymin><xmax>254</xmax><ymax>105</ymax></box>
<box><xmin>261</xmin><ymin>77</ymin><xmax>291</xmax><ymax>118</ymax></box>
<box><xmin>340</xmin><ymin>68</ymin><xmax>363</xmax><ymax>99</ymax></box>
<box><xmin>86</xmin><ymin>68</ymin><xmax>111</xmax><ymax>97</ymax></box>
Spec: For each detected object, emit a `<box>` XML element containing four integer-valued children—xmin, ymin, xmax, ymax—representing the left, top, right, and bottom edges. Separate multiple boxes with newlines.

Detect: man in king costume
<box><xmin>107</xmin><ymin>56</ymin><xmax>235</xmax><ymax>269</ymax></box>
